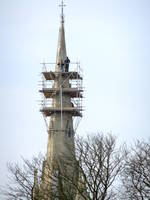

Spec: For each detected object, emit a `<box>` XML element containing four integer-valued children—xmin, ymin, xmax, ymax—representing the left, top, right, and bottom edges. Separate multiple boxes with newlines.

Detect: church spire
<box><xmin>56</xmin><ymin>0</ymin><xmax>67</xmax><ymax>71</ymax></box>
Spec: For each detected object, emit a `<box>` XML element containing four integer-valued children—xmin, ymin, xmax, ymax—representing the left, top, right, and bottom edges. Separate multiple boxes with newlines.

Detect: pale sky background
<box><xmin>0</xmin><ymin>0</ymin><xmax>150</xmax><ymax>185</ymax></box>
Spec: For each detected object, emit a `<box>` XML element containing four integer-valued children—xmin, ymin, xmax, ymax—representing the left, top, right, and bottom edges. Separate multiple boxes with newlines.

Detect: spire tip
<box><xmin>59</xmin><ymin>0</ymin><xmax>66</xmax><ymax>23</ymax></box>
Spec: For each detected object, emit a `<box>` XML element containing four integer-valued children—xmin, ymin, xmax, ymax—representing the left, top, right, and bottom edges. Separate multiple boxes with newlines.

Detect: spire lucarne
<box><xmin>33</xmin><ymin>2</ymin><xmax>84</xmax><ymax>199</ymax></box>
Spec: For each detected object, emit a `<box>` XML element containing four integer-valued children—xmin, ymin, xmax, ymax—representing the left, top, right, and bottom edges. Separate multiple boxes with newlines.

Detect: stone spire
<box><xmin>39</xmin><ymin>2</ymin><xmax>83</xmax><ymax>199</ymax></box>
<box><xmin>56</xmin><ymin>0</ymin><xmax>67</xmax><ymax>72</ymax></box>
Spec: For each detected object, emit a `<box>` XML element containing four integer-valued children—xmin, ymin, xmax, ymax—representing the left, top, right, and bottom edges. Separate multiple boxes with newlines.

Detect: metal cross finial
<box><xmin>59</xmin><ymin>0</ymin><xmax>66</xmax><ymax>23</ymax></box>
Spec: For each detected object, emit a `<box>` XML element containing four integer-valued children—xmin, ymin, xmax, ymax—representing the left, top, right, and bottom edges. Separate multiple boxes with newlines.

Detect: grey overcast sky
<box><xmin>0</xmin><ymin>0</ymin><xmax>150</xmax><ymax>184</ymax></box>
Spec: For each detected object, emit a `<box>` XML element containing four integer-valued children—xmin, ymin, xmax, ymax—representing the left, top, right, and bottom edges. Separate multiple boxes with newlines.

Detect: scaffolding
<box><xmin>39</xmin><ymin>62</ymin><xmax>83</xmax><ymax>133</ymax></box>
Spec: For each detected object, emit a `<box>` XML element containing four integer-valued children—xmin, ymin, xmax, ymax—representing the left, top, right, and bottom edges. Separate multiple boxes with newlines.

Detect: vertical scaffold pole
<box><xmin>60</xmin><ymin>85</ymin><xmax>63</xmax><ymax>132</ymax></box>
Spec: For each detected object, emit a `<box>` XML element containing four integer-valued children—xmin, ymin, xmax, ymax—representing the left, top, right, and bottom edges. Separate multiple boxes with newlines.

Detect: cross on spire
<box><xmin>59</xmin><ymin>0</ymin><xmax>66</xmax><ymax>23</ymax></box>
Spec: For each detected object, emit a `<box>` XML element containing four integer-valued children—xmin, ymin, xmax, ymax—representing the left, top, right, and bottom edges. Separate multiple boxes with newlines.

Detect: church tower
<box><xmin>34</xmin><ymin>1</ymin><xmax>83</xmax><ymax>199</ymax></box>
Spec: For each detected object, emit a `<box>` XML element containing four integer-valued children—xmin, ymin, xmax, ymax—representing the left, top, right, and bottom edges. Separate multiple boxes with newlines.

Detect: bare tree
<box><xmin>120</xmin><ymin>140</ymin><xmax>150</xmax><ymax>200</ymax></box>
<box><xmin>1</xmin><ymin>155</ymin><xmax>77</xmax><ymax>200</ymax></box>
<box><xmin>75</xmin><ymin>134</ymin><xmax>126</xmax><ymax>200</ymax></box>
<box><xmin>1</xmin><ymin>133</ymin><xmax>125</xmax><ymax>200</ymax></box>
<box><xmin>1</xmin><ymin>155</ymin><xmax>43</xmax><ymax>200</ymax></box>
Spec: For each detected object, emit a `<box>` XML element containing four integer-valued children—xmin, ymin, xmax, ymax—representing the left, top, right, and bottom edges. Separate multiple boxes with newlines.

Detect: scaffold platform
<box><xmin>39</xmin><ymin>88</ymin><xmax>83</xmax><ymax>98</ymax></box>
<box><xmin>40</xmin><ymin>107</ymin><xmax>82</xmax><ymax>117</ymax></box>
<box><xmin>42</xmin><ymin>71</ymin><xmax>82</xmax><ymax>80</ymax></box>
